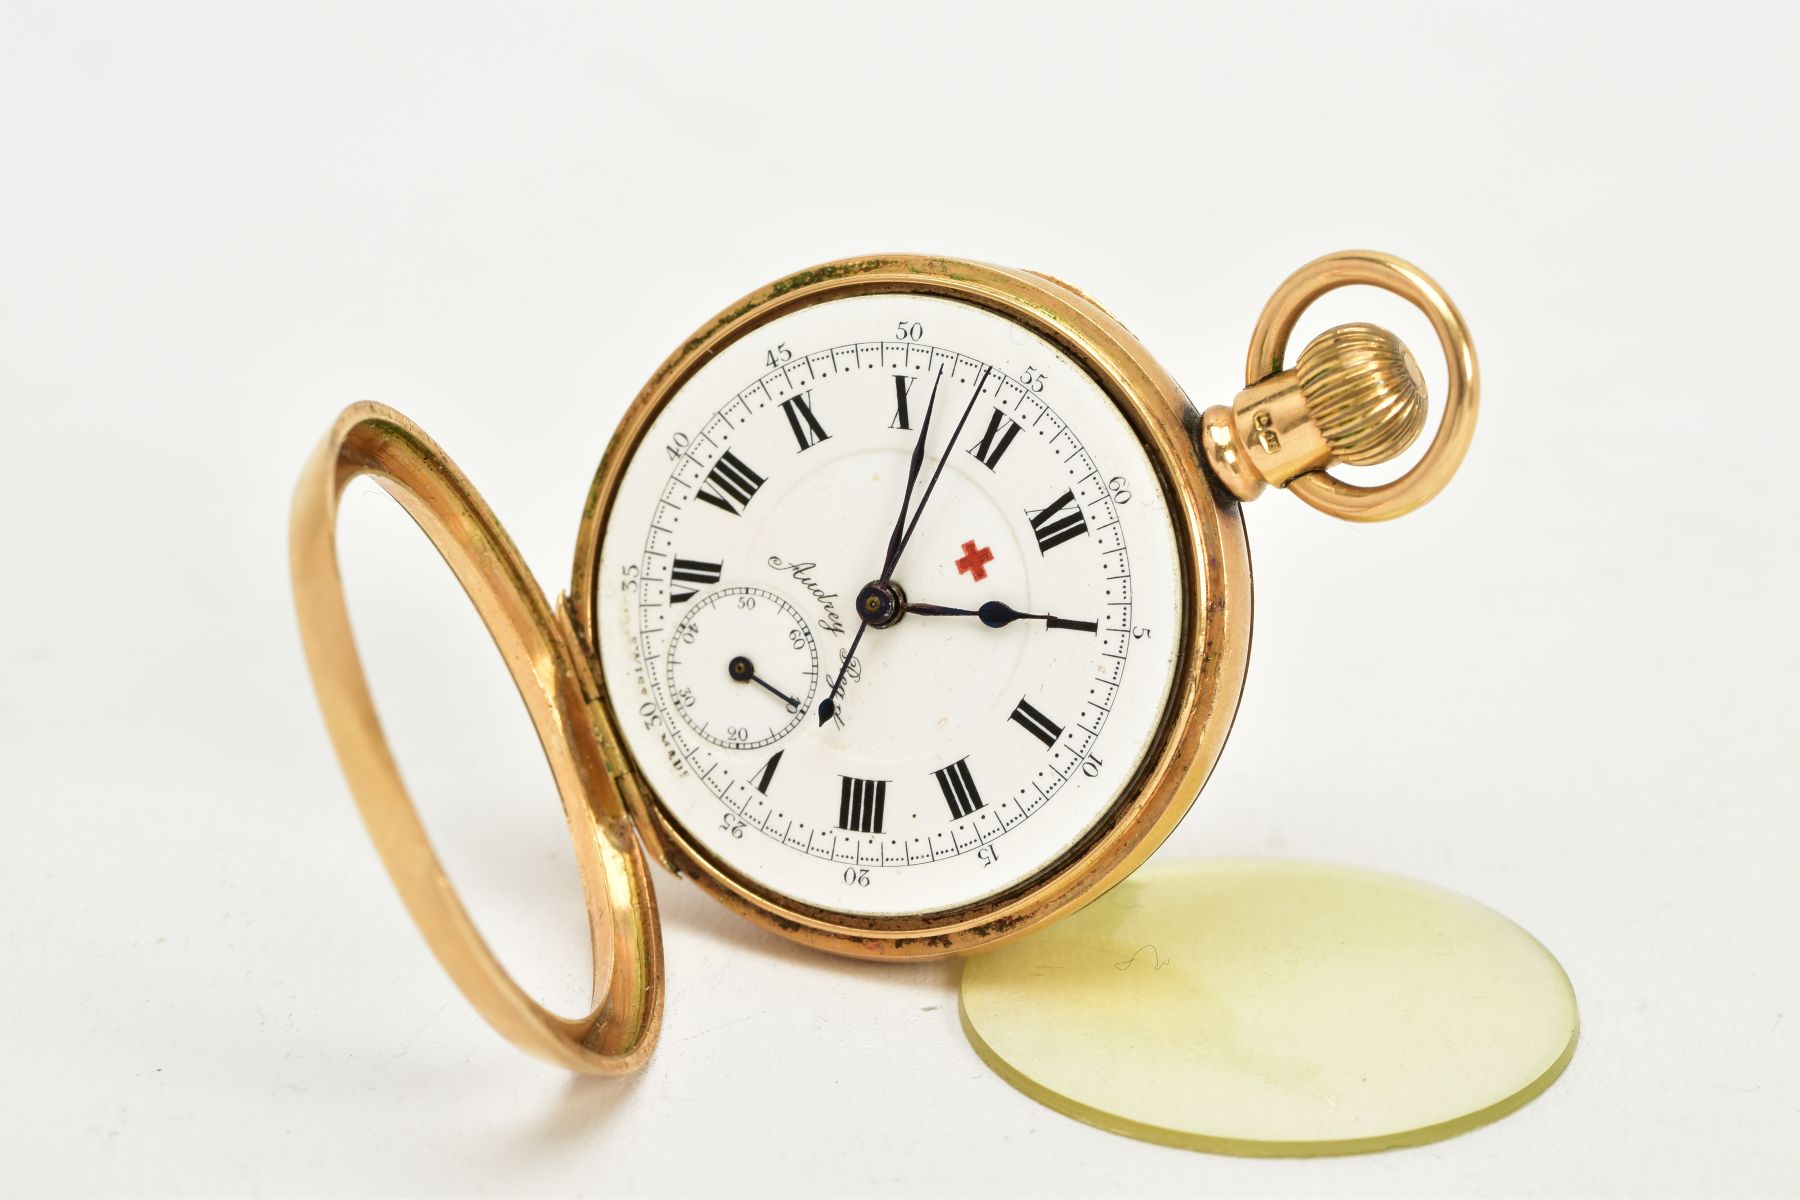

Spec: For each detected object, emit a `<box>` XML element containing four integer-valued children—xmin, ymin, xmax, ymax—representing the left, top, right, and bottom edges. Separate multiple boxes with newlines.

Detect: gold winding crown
<box><xmin>1198</xmin><ymin>322</ymin><xmax>1430</xmax><ymax>503</ymax></box>
<box><xmin>1294</xmin><ymin>323</ymin><xmax>1427</xmax><ymax>467</ymax></box>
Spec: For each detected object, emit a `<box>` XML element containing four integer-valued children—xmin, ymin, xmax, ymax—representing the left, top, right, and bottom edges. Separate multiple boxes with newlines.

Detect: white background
<box><xmin>2</xmin><ymin>3</ymin><xmax>1795</xmax><ymax>1196</ymax></box>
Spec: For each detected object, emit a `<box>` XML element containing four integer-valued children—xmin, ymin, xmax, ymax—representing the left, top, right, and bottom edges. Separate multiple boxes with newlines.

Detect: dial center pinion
<box><xmin>855</xmin><ymin>579</ymin><xmax>907</xmax><ymax>629</ymax></box>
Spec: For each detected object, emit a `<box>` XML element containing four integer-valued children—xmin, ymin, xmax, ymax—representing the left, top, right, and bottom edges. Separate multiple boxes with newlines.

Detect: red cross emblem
<box><xmin>955</xmin><ymin>540</ymin><xmax>994</xmax><ymax>582</ymax></box>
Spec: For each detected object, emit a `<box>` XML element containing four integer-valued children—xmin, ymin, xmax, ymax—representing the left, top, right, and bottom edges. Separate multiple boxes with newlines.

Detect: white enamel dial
<box><xmin>597</xmin><ymin>292</ymin><xmax>1184</xmax><ymax>917</ymax></box>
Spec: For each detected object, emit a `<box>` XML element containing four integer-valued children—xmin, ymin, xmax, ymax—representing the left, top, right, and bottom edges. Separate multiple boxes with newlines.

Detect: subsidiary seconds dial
<box><xmin>666</xmin><ymin>586</ymin><xmax>818</xmax><ymax>751</ymax></box>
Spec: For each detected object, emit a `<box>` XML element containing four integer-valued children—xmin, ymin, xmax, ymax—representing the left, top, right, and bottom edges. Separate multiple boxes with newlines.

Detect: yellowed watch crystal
<box><xmin>959</xmin><ymin>859</ymin><xmax>1578</xmax><ymax>1156</ymax></box>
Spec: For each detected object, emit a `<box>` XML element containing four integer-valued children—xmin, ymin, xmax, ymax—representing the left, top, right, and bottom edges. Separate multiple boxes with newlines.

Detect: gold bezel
<box><xmin>568</xmin><ymin>256</ymin><xmax>1252</xmax><ymax>960</ymax></box>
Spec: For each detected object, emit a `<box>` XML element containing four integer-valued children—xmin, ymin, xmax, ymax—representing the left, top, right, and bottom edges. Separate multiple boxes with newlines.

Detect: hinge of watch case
<box><xmin>554</xmin><ymin>592</ymin><xmax>682</xmax><ymax>876</ymax></box>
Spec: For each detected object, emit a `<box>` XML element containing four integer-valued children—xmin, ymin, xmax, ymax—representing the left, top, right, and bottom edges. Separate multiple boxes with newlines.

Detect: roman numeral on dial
<box><xmin>933</xmin><ymin>757</ymin><xmax>984</xmax><ymax>819</ymax></box>
<box><xmin>890</xmin><ymin>375</ymin><xmax>915</xmax><ymax>430</ymax></box>
<box><xmin>838</xmin><ymin>776</ymin><xmax>886</xmax><ymax>834</ymax></box>
<box><xmin>1027</xmin><ymin>489</ymin><xmax>1089</xmax><ymax>554</ymax></box>
<box><xmin>696</xmin><ymin>450</ymin><xmax>765</xmax><ymax>515</ymax></box>
<box><xmin>751</xmin><ymin>749</ymin><xmax>782</xmax><ymax>794</ymax></box>
<box><xmin>669</xmin><ymin>557</ymin><xmax>721</xmax><ymax>603</ymax></box>
<box><xmin>780</xmin><ymin>393</ymin><xmax>830</xmax><ymax>450</ymax></box>
<box><xmin>1009</xmin><ymin>697</ymin><xmax>1064</xmax><ymax>748</ymax></box>
<box><xmin>968</xmin><ymin>409</ymin><xmax>1021</xmax><ymax>471</ymax></box>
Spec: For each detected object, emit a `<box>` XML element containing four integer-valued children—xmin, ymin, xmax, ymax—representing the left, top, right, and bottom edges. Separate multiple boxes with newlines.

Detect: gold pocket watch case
<box><xmin>291</xmin><ymin>250</ymin><xmax>1477</xmax><ymax>1073</ymax></box>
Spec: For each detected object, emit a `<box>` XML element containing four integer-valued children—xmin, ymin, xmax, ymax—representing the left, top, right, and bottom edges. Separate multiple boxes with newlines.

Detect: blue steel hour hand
<box><xmin>903</xmin><ymin>599</ymin><xmax>1099</xmax><ymax>633</ymax></box>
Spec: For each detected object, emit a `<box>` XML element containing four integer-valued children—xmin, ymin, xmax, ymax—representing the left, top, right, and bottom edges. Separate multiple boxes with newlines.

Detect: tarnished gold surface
<box><xmin>1296</xmin><ymin>323</ymin><xmax>1427</xmax><ymax>465</ymax></box>
<box><xmin>568</xmin><ymin>257</ymin><xmax>1252</xmax><ymax>960</ymax></box>
<box><xmin>290</xmin><ymin>404</ymin><xmax>662</xmax><ymax>1073</ymax></box>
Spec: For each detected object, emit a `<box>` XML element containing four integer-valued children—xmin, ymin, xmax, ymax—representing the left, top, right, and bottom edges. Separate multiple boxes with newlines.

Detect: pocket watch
<box><xmin>291</xmin><ymin>250</ymin><xmax>1478</xmax><ymax>1072</ymax></box>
